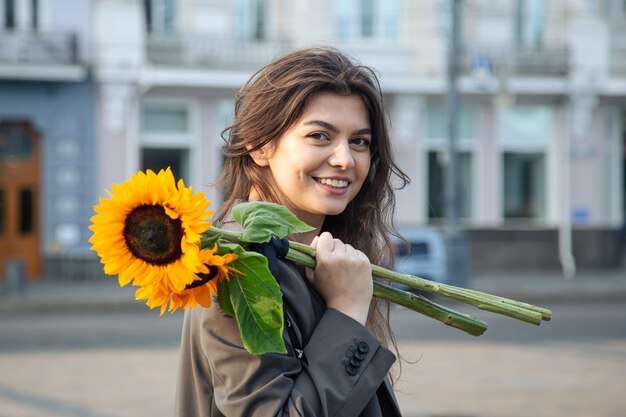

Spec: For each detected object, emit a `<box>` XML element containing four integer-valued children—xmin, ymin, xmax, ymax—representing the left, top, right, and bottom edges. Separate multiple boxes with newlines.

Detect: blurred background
<box><xmin>0</xmin><ymin>1</ymin><xmax>625</xmax><ymax>416</ymax></box>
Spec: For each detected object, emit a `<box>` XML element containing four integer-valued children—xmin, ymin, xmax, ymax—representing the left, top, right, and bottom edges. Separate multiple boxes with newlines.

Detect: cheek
<box><xmin>357</xmin><ymin>155</ymin><xmax>371</xmax><ymax>181</ymax></box>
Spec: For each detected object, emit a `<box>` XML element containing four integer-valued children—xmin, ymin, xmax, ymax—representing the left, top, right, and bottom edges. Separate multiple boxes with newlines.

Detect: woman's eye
<box><xmin>351</xmin><ymin>137</ymin><xmax>371</xmax><ymax>148</ymax></box>
<box><xmin>308</xmin><ymin>132</ymin><xmax>330</xmax><ymax>142</ymax></box>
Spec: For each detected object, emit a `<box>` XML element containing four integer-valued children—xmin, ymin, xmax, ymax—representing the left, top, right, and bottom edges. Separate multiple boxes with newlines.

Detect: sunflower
<box><xmin>136</xmin><ymin>243</ymin><xmax>240</xmax><ymax>314</ymax></box>
<box><xmin>89</xmin><ymin>168</ymin><xmax>223</xmax><ymax>312</ymax></box>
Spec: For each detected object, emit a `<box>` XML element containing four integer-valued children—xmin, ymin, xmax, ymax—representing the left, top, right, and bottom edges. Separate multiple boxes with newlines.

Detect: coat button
<box><xmin>357</xmin><ymin>341</ymin><xmax>369</xmax><ymax>353</ymax></box>
<box><xmin>346</xmin><ymin>365</ymin><xmax>358</xmax><ymax>376</ymax></box>
<box><xmin>354</xmin><ymin>350</ymin><xmax>365</xmax><ymax>361</ymax></box>
<box><xmin>349</xmin><ymin>357</ymin><xmax>361</xmax><ymax>367</ymax></box>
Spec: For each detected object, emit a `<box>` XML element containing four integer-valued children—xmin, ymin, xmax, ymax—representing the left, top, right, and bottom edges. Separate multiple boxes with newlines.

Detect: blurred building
<box><xmin>1</xmin><ymin>0</ymin><xmax>625</xmax><ymax>280</ymax></box>
<box><xmin>0</xmin><ymin>0</ymin><xmax>95</xmax><ymax>280</ymax></box>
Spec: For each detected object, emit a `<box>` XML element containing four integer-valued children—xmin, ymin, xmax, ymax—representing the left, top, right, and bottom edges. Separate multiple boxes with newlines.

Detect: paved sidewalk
<box><xmin>0</xmin><ymin>270</ymin><xmax>624</xmax><ymax>417</ymax></box>
<box><xmin>0</xmin><ymin>268</ymin><xmax>625</xmax><ymax>314</ymax></box>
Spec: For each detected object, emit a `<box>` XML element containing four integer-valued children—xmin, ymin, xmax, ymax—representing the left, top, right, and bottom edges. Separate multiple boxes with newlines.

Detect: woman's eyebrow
<box><xmin>303</xmin><ymin>120</ymin><xmax>371</xmax><ymax>136</ymax></box>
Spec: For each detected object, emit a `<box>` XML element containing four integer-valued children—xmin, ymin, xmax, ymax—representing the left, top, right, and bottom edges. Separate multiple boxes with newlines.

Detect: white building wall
<box><xmin>88</xmin><ymin>0</ymin><xmax>625</xmax><ymax>256</ymax></box>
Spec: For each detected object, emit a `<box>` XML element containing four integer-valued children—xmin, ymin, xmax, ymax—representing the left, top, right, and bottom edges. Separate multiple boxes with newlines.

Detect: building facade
<box><xmin>0</xmin><ymin>0</ymin><xmax>95</xmax><ymax>280</ymax></box>
<box><xmin>2</xmin><ymin>0</ymin><xmax>624</xmax><ymax>280</ymax></box>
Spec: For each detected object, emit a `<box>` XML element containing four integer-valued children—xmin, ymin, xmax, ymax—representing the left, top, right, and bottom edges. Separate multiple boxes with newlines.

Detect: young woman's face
<box><xmin>252</xmin><ymin>92</ymin><xmax>372</xmax><ymax>228</ymax></box>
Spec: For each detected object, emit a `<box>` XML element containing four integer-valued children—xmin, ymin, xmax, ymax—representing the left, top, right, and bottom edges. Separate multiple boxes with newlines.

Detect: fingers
<box><xmin>314</xmin><ymin>232</ymin><xmax>335</xmax><ymax>253</ymax></box>
<box><xmin>312</xmin><ymin>232</ymin><xmax>364</xmax><ymax>258</ymax></box>
<box><xmin>306</xmin><ymin>233</ymin><xmax>373</xmax><ymax>326</ymax></box>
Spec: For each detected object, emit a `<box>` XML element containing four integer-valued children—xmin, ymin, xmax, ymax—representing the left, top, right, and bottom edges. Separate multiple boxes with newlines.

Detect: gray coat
<box><xmin>175</xmin><ymin>236</ymin><xmax>401</xmax><ymax>416</ymax></box>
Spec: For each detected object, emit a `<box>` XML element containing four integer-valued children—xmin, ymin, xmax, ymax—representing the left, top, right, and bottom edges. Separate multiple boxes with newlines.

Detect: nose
<box><xmin>328</xmin><ymin>141</ymin><xmax>355</xmax><ymax>169</ymax></box>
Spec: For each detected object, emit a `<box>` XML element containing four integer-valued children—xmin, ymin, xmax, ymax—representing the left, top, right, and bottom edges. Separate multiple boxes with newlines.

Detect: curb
<box><xmin>0</xmin><ymin>298</ymin><xmax>148</xmax><ymax>316</ymax></box>
<box><xmin>2</xmin><ymin>288</ymin><xmax>626</xmax><ymax>316</ymax></box>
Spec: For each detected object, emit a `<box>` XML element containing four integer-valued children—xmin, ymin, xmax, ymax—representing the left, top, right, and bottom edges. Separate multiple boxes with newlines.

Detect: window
<box><xmin>4</xmin><ymin>0</ymin><xmax>15</xmax><ymax>29</ymax></box>
<box><xmin>142</xmin><ymin>147</ymin><xmax>190</xmax><ymax>183</ymax></box>
<box><xmin>142</xmin><ymin>105</ymin><xmax>189</xmax><ymax>133</ymax></box>
<box><xmin>144</xmin><ymin>0</ymin><xmax>176</xmax><ymax>33</ymax></box>
<box><xmin>19</xmin><ymin>188</ymin><xmax>34</xmax><ymax>234</ymax></box>
<box><xmin>335</xmin><ymin>0</ymin><xmax>398</xmax><ymax>41</ymax></box>
<box><xmin>361</xmin><ymin>0</ymin><xmax>374</xmax><ymax>37</ymax></box>
<box><xmin>516</xmin><ymin>0</ymin><xmax>545</xmax><ymax>49</ymax></box>
<box><xmin>427</xmin><ymin>105</ymin><xmax>477</xmax><ymax>141</ymax></box>
<box><xmin>3</xmin><ymin>0</ymin><xmax>40</xmax><ymax>30</ymax></box>
<box><xmin>427</xmin><ymin>151</ymin><xmax>472</xmax><ymax>219</ymax></box>
<box><xmin>503</xmin><ymin>153</ymin><xmax>545</xmax><ymax>219</ymax></box>
<box><xmin>31</xmin><ymin>0</ymin><xmax>38</xmax><ymax>30</ymax></box>
<box><xmin>235</xmin><ymin>0</ymin><xmax>267</xmax><ymax>40</ymax></box>
<box><xmin>498</xmin><ymin>106</ymin><xmax>552</xmax><ymax>145</ymax></box>
<box><xmin>0</xmin><ymin>124</ymin><xmax>34</xmax><ymax>160</ymax></box>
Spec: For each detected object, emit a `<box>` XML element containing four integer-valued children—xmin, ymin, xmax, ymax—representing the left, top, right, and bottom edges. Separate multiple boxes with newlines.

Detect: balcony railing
<box><xmin>146</xmin><ymin>35</ymin><xmax>292</xmax><ymax>70</ymax></box>
<box><xmin>462</xmin><ymin>45</ymin><xmax>569</xmax><ymax>77</ymax></box>
<box><xmin>0</xmin><ymin>31</ymin><xmax>79</xmax><ymax>65</ymax></box>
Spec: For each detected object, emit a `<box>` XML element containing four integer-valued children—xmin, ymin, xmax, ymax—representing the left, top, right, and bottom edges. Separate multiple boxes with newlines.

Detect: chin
<box><xmin>320</xmin><ymin>204</ymin><xmax>349</xmax><ymax>216</ymax></box>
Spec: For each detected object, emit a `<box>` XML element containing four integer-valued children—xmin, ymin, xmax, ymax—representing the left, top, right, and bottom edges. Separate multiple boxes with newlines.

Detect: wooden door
<box><xmin>0</xmin><ymin>122</ymin><xmax>41</xmax><ymax>280</ymax></box>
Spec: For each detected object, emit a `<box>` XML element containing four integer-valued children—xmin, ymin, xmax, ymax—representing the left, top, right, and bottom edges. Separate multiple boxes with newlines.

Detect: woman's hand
<box><xmin>305</xmin><ymin>232</ymin><xmax>373</xmax><ymax>326</ymax></box>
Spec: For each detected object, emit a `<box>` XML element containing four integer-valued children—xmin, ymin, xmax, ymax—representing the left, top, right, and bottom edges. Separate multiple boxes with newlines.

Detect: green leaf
<box><xmin>200</xmin><ymin>234</ymin><xmax>221</xmax><ymax>250</ymax></box>
<box><xmin>228</xmin><ymin>251</ymin><xmax>286</xmax><ymax>355</ymax></box>
<box><xmin>215</xmin><ymin>242</ymin><xmax>246</xmax><ymax>256</ymax></box>
<box><xmin>232</xmin><ymin>201</ymin><xmax>315</xmax><ymax>243</ymax></box>
<box><xmin>217</xmin><ymin>279</ymin><xmax>235</xmax><ymax>317</ymax></box>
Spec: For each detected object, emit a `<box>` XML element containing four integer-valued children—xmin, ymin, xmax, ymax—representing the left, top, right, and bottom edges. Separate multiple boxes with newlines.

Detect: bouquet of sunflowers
<box><xmin>90</xmin><ymin>168</ymin><xmax>551</xmax><ymax>355</ymax></box>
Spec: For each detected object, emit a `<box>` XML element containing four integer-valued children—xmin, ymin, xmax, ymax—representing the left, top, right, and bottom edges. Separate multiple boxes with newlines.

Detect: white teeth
<box><xmin>317</xmin><ymin>178</ymin><xmax>348</xmax><ymax>188</ymax></box>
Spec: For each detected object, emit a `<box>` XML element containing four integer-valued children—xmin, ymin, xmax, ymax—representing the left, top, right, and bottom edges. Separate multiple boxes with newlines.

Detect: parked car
<box><xmin>392</xmin><ymin>228</ymin><xmax>448</xmax><ymax>295</ymax></box>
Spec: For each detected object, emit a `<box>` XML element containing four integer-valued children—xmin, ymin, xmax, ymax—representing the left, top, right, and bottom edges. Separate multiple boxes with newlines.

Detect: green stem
<box><xmin>203</xmin><ymin>227</ymin><xmax>552</xmax><ymax>328</ymax></box>
<box><xmin>290</xmin><ymin>236</ymin><xmax>550</xmax><ymax>324</ymax></box>
<box><xmin>373</xmin><ymin>282</ymin><xmax>488</xmax><ymax>336</ymax></box>
<box><xmin>284</xmin><ymin>248</ymin><xmax>487</xmax><ymax>337</ymax></box>
<box><xmin>371</xmin><ymin>265</ymin><xmax>546</xmax><ymax>325</ymax></box>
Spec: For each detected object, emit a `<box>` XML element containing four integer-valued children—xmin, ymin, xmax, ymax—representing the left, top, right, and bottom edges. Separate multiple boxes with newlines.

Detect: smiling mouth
<box><xmin>315</xmin><ymin>178</ymin><xmax>349</xmax><ymax>188</ymax></box>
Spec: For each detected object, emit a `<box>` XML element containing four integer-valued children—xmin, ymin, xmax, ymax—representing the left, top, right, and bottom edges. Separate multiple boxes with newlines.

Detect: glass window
<box><xmin>427</xmin><ymin>151</ymin><xmax>472</xmax><ymax>219</ymax></box>
<box><xmin>516</xmin><ymin>0</ymin><xmax>545</xmax><ymax>49</ymax></box>
<box><xmin>19</xmin><ymin>188</ymin><xmax>34</xmax><ymax>234</ymax></box>
<box><xmin>361</xmin><ymin>0</ymin><xmax>374</xmax><ymax>37</ymax></box>
<box><xmin>142</xmin><ymin>147</ymin><xmax>190</xmax><ymax>183</ymax></box>
<box><xmin>379</xmin><ymin>0</ymin><xmax>398</xmax><ymax>40</ymax></box>
<box><xmin>254</xmin><ymin>0</ymin><xmax>266</xmax><ymax>40</ymax></box>
<box><xmin>336</xmin><ymin>0</ymin><xmax>356</xmax><ymax>40</ymax></box>
<box><xmin>142</xmin><ymin>105</ymin><xmax>189</xmax><ymax>133</ymax></box>
<box><xmin>144</xmin><ymin>0</ymin><xmax>152</xmax><ymax>32</ymax></box>
<box><xmin>335</xmin><ymin>0</ymin><xmax>398</xmax><ymax>40</ymax></box>
<box><xmin>498</xmin><ymin>106</ymin><xmax>552</xmax><ymax>145</ymax></box>
<box><xmin>5</xmin><ymin>0</ymin><xmax>15</xmax><ymax>28</ymax></box>
<box><xmin>427</xmin><ymin>105</ymin><xmax>477</xmax><ymax>140</ymax></box>
<box><xmin>146</xmin><ymin>0</ymin><xmax>176</xmax><ymax>33</ymax></box>
<box><xmin>235</xmin><ymin>0</ymin><xmax>267</xmax><ymax>40</ymax></box>
<box><xmin>503</xmin><ymin>152</ymin><xmax>545</xmax><ymax>219</ymax></box>
<box><xmin>0</xmin><ymin>125</ymin><xmax>33</xmax><ymax>160</ymax></box>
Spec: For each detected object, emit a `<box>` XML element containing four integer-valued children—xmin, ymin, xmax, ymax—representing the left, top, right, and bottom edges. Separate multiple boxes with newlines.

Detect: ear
<box><xmin>248</xmin><ymin>146</ymin><xmax>270</xmax><ymax>167</ymax></box>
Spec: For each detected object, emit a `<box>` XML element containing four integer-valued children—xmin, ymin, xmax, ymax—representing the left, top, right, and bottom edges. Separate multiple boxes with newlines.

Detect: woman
<box><xmin>175</xmin><ymin>47</ymin><xmax>409</xmax><ymax>417</ymax></box>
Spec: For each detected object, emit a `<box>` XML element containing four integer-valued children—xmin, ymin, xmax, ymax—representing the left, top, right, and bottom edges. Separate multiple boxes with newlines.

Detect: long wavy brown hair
<box><xmin>217</xmin><ymin>47</ymin><xmax>410</xmax><ymax>349</ymax></box>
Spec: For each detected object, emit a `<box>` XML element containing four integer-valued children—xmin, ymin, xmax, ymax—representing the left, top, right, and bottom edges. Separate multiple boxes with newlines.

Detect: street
<box><xmin>0</xmin><ymin>300</ymin><xmax>625</xmax><ymax>416</ymax></box>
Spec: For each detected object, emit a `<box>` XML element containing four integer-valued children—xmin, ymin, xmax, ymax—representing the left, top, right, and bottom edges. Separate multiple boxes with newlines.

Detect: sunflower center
<box><xmin>124</xmin><ymin>205</ymin><xmax>184</xmax><ymax>265</ymax></box>
<box><xmin>186</xmin><ymin>266</ymin><xmax>219</xmax><ymax>289</ymax></box>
